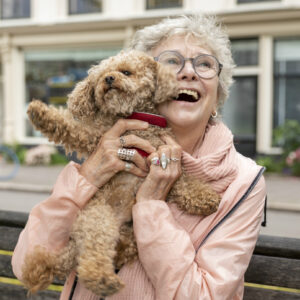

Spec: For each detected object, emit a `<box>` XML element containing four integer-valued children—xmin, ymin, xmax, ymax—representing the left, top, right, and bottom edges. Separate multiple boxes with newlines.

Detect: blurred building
<box><xmin>0</xmin><ymin>0</ymin><xmax>299</xmax><ymax>157</ymax></box>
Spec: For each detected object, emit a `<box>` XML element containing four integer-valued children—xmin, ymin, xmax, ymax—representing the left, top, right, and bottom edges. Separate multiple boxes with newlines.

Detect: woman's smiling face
<box><xmin>151</xmin><ymin>35</ymin><xmax>219</xmax><ymax>133</ymax></box>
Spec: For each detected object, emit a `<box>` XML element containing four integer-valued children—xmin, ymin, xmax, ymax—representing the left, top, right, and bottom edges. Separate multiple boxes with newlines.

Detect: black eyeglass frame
<box><xmin>154</xmin><ymin>50</ymin><xmax>223</xmax><ymax>79</ymax></box>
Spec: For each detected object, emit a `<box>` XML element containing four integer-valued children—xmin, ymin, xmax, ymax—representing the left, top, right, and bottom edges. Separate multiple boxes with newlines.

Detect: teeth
<box><xmin>178</xmin><ymin>89</ymin><xmax>198</xmax><ymax>100</ymax></box>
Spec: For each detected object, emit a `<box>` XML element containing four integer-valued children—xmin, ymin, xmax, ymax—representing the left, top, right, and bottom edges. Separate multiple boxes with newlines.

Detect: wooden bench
<box><xmin>0</xmin><ymin>210</ymin><xmax>61</xmax><ymax>299</ymax></box>
<box><xmin>244</xmin><ymin>234</ymin><xmax>300</xmax><ymax>299</ymax></box>
<box><xmin>1</xmin><ymin>210</ymin><xmax>300</xmax><ymax>299</ymax></box>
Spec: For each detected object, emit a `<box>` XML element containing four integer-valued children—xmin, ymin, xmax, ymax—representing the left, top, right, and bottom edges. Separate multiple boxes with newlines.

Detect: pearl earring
<box><xmin>211</xmin><ymin>111</ymin><xmax>218</xmax><ymax>118</ymax></box>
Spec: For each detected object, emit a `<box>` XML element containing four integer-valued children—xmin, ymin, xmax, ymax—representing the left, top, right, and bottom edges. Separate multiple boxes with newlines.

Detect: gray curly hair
<box><xmin>129</xmin><ymin>14</ymin><xmax>235</xmax><ymax>108</ymax></box>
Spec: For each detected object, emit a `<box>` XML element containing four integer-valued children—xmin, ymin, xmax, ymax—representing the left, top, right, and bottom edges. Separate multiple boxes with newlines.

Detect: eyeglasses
<box><xmin>154</xmin><ymin>50</ymin><xmax>223</xmax><ymax>79</ymax></box>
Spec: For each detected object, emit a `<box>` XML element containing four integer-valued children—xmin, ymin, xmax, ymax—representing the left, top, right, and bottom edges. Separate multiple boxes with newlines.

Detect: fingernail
<box><xmin>161</xmin><ymin>153</ymin><xmax>167</xmax><ymax>170</ymax></box>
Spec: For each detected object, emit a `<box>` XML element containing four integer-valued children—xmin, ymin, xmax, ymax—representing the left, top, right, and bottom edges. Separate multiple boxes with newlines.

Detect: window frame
<box><xmin>273</xmin><ymin>37</ymin><xmax>300</xmax><ymax>132</ymax></box>
<box><xmin>0</xmin><ymin>0</ymin><xmax>31</xmax><ymax>20</ymax></box>
<box><xmin>237</xmin><ymin>0</ymin><xmax>280</xmax><ymax>3</ymax></box>
<box><xmin>68</xmin><ymin>0</ymin><xmax>102</xmax><ymax>15</ymax></box>
<box><xmin>145</xmin><ymin>0</ymin><xmax>183</xmax><ymax>10</ymax></box>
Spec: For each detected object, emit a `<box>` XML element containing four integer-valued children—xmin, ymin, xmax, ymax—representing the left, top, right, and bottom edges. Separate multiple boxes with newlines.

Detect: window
<box><xmin>146</xmin><ymin>0</ymin><xmax>182</xmax><ymax>10</ymax></box>
<box><xmin>69</xmin><ymin>0</ymin><xmax>102</xmax><ymax>15</ymax></box>
<box><xmin>237</xmin><ymin>0</ymin><xmax>279</xmax><ymax>3</ymax></box>
<box><xmin>222</xmin><ymin>39</ymin><xmax>259</xmax><ymax>157</ymax></box>
<box><xmin>273</xmin><ymin>38</ymin><xmax>300</xmax><ymax>130</ymax></box>
<box><xmin>1</xmin><ymin>0</ymin><xmax>30</xmax><ymax>19</ymax></box>
<box><xmin>231</xmin><ymin>39</ymin><xmax>258</xmax><ymax>66</ymax></box>
<box><xmin>25</xmin><ymin>48</ymin><xmax>120</xmax><ymax>137</ymax></box>
<box><xmin>223</xmin><ymin>77</ymin><xmax>257</xmax><ymax>157</ymax></box>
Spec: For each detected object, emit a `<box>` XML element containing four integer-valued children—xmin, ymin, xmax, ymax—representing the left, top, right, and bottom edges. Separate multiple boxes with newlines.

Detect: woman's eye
<box><xmin>166</xmin><ymin>58</ymin><xmax>180</xmax><ymax>65</ymax></box>
<box><xmin>200</xmin><ymin>62</ymin><xmax>210</xmax><ymax>68</ymax></box>
<box><xmin>195</xmin><ymin>58</ymin><xmax>214</xmax><ymax>69</ymax></box>
<box><xmin>121</xmin><ymin>70</ymin><xmax>131</xmax><ymax>76</ymax></box>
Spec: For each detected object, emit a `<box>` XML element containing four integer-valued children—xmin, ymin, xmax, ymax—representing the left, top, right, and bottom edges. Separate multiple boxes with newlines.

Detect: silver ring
<box><xmin>170</xmin><ymin>157</ymin><xmax>180</xmax><ymax>162</ymax></box>
<box><xmin>117</xmin><ymin>148</ymin><xmax>136</xmax><ymax>161</ymax></box>
<box><xmin>124</xmin><ymin>162</ymin><xmax>132</xmax><ymax>172</ymax></box>
<box><xmin>120</xmin><ymin>136</ymin><xmax>126</xmax><ymax>147</ymax></box>
<box><xmin>160</xmin><ymin>153</ymin><xmax>168</xmax><ymax>170</ymax></box>
<box><xmin>151</xmin><ymin>157</ymin><xmax>160</xmax><ymax>166</ymax></box>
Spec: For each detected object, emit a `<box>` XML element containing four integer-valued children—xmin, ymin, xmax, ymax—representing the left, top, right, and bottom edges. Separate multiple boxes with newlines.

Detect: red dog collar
<box><xmin>127</xmin><ymin>112</ymin><xmax>167</xmax><ymax>157</ymax></box>
<box><xmin>127</xmin><ymin>112</ymin><xmax>167</xmax><ymax>128</ymax></box>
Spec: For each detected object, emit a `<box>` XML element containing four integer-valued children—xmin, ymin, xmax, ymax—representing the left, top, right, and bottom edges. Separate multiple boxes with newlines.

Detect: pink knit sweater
<box><xmin>12</xmin><ymin>122</ymin><xmax>266</xmax><ymax>300</ymax></box>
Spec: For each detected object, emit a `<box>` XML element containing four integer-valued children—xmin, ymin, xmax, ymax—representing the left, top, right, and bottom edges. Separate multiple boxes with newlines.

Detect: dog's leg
<box><xmin>169</xmin><ymin>174</ymin><xmax>221</xmax><ymax>216</ymax></box>
<box><xmin>27</xmin><ymin>100</ymin><xmax>99</xmax><ymax>155</ymax></box>
<box><xmin>21</xmin><ymin>238</ymin><xmax>77</xmax><ymax>294</ymax></box>
<box><xmin>22</xmin><ymin>245</ymin><xmax>57</xmax><ymax>294</ymax></box>
<box><xmin>54</xmin><ymin>238</ymin><xmax>77</xmax><ymax>279</ymax></box>
<box><xmin>114</xmin><ymin>223</ymin><xmax>138</xmax><ymax>270</ymax></box>
<box><xmin>74</xmin><ymin>199</ymin><xmax>124</xmax><ymax>297</ymax></box>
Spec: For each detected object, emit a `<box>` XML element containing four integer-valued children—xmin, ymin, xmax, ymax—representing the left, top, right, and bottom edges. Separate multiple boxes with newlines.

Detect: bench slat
<box><xmin>256</xmin><ymin>235</ymin><xmax>300</xmax><ymax>259</ymax></box>
<box><xmin>244</xmin><ymin>286</ymin><xmax>300</xmax><ymax>300</ymax></box>
<box><xmin>245</xmin><ymin>254</ymin><xmax>300</xmax><ymax>289</ymax></box>
<box><xmin>0</xmin><ymin>282</ymin><xmax>60</xmax><ymax>300</ymax></box>
<box><xmin>0</xmin><ymin>211</ymin><xmax>28</xmax><ymax>228</ymax></box>
<box><xmin>0</xmin><ymin>226</ymin><xmax>23</xmax><ymax>251</ymax></box>
<box><xmin>0</xmin><ymin>254</ymin><xmax>14</xmax><ymax>278</ymax></box>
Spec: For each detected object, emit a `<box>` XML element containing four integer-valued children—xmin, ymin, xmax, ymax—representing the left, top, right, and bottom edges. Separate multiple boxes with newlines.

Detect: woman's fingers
<box><xmin>160</xmin><ymin>134</ymin><xmax>179</xmax><ymax>146</ymax></box>
<box><xmin>118</xmin><ymin>148</ymin><xmax>149</xmax><ymax>172</ymax></box>
<box><xmin>107</xmin><ymin>119</ymin><xmax>149</xmax><ymax>138</ymax></box>
<box><xmin>160</xmin><ymin>134</ymin><xmax>182</xmax><ymax>164</ymax></box>
<box><xmin>118</xmin><ymin>134</ymin><xmax>156</xmax><ymax>156</ymax></box>
<box><xmin>122</xmin><ymin>161</ymin><xmax>148</xmax><ymax>177</ymax></box>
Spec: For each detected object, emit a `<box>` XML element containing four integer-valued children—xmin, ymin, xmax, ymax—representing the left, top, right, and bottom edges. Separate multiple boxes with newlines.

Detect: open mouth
<box><xmin>175</xmin><ymin>89</ymin><xmax>200</xmax><ymax>102</ymax></box>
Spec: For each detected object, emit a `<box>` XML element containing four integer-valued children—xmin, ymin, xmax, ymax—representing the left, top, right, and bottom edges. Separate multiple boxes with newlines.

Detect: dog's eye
<box><xmin>121</xmin><ymin>70</ymin><xmax>131</xmax><ymax>76</ymax></box>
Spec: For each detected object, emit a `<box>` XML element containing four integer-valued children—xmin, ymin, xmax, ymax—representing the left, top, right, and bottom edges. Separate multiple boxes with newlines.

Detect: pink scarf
<box><xmin>182</xmin><ymin>122</ymin><xmax>238</xmax><ymax>194</ymax></box>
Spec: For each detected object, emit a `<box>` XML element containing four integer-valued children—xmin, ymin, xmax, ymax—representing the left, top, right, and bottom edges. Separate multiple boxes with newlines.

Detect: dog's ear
<box><xmin>154</xmin><ymin>62</ymin><xmax>178</xmax><ymax>104</ymax></box>
<box><xmin>67</xmin><ymin>68</ymin><xmax>98</xmax><ymax>120</ymax></box>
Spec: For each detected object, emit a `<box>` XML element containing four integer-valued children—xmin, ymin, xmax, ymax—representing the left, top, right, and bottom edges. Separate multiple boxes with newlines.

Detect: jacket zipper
<box><xmin>196</xmin><ymin>167</ymin><xmax>266</xmax><ymax>252</ymax></box>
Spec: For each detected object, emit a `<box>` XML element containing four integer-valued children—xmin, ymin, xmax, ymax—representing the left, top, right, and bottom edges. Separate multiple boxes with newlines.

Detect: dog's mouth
<box><xmin>175</xmin><ymin>89</ymin><xmax>200</xmax><ymax>102</ymax></box>
<box><xmin>105</xmin><ymin>86</ymin><xmax>116</xmax><ymax>92</ymax></box>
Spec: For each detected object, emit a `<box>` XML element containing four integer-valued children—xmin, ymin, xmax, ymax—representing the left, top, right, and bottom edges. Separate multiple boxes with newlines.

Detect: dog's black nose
<box><xmin>105</xmin><ymin>76</ymin><xmax>115</xmax><ymax>85</ymax></box>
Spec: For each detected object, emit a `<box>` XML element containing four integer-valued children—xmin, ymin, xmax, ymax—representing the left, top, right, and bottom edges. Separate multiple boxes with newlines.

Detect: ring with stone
<box><xmin>151</xmin><ymin>157</ymin><xmax>160</xmax><ymax>166</ymax></box>
<box><xmin>124</xmin><ymin>162</ymin><xmax>132</xmax><ymax>172</ymax></box>
<box><xmin>160</xmin><ymin>153</ymin><xmax>168</xmax><ymax>170</ymax></box>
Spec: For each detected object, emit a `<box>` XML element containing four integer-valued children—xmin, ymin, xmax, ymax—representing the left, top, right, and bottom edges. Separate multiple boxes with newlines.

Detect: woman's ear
<box><xmin>154</xmin><ymin>62</ymin><xmax>178</xmax><ymax>104</ymax></box>
<box><xmin>67</xmin><ymin>73</ymin><xmax>97</xmax><ymax>120</ymax></box>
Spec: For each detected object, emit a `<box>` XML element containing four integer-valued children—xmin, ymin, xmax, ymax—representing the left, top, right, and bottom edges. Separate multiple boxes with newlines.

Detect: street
<box><xmin>1</xmin><ymin>189</ymin><xmax>299</xmax><ymax>239</ymax></box>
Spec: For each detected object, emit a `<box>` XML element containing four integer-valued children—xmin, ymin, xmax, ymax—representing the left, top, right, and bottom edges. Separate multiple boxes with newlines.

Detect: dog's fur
<box><xmin>24</xmin><ymin>50</ymin><xmax>221</xmax><ymax>297</ymax></box>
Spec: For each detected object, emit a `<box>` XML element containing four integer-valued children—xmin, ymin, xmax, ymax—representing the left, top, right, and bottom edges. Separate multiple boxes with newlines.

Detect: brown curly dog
<box><xmin>24</xmin><ymin>50</ymin><xmax>221</xmax><ymax>297</ymax></box>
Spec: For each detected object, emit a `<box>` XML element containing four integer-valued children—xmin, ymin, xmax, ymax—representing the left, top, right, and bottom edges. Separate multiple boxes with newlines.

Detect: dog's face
<box><xmin>67</xmin><ymin>50</ymin><xmax>178</xmax><ymax>121</ymax></box>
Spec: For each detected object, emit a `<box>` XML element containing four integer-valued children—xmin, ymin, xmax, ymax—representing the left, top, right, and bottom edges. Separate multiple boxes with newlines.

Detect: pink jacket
<box><xmin>12</xmin><ymin>122</ymin><xmax>266</xmax><ymax>300</ymax></box>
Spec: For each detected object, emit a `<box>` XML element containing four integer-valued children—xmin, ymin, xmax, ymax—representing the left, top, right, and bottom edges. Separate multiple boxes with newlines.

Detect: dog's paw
<box><xmin>27</xmin><ymin>100</ymin><xmax>50</xmax><ymax>128</ymax></box>
<box><xmin>80</xmin><ymin>270</ymin><xmax>124</xmax><ymax>297</ymax></box>
<box><xmin>22</xmin><ymin>246</ymin><xmax>56</xmax><ymax>294</ymax></box>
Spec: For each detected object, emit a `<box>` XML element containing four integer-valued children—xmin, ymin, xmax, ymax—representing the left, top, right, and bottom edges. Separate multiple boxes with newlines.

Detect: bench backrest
<box><xmin>1</xmin><ymin>210</ymin><xmax>300</xmax><ymax>299</ymax></box>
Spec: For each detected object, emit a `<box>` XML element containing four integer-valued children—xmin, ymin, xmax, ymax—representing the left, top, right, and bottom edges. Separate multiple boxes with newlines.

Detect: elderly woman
<box><xmin>12</xmin><ymin>14</ymin><xmax>266</xmax><ymax>300</ymax></box>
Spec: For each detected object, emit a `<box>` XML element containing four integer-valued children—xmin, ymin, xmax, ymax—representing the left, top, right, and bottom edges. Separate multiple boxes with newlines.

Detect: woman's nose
<box><xmin>177</xmin><ymin>60</ymin><xmax>198</xmax><ymax>81</ymax></box>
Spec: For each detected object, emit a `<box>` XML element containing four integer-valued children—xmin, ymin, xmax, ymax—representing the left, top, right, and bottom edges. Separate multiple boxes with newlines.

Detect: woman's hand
<box><xmin>79</xmin><ymin>119</ymin><xmax>156</xmax><ymax>188</ymax></box>
<box><xmin>136</xmin><ymin>135</ymin><xmax>182</xmax><ymax>202</ymax></box>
